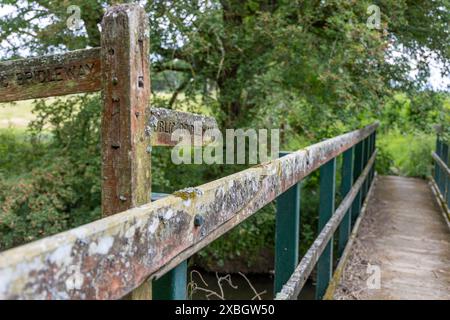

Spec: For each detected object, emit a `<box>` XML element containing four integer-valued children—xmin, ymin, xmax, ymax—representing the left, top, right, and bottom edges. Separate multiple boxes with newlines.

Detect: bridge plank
<box><xmin>0</xmin><ymin>123</ymin><xmax>378</xmax><ymax>300</ymax></box>
<box><xmin>0</xmin><ymin>48</ymin><xmax>101</xmax><ymax>102</ymax></box>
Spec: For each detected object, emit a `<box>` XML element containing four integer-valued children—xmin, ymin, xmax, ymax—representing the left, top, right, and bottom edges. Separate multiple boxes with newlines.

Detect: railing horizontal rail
<box><xmin>0</xmin><ymin>122</ymin><xmax>378</xmax><ymax>300</ymax></box>
<box><xmin>0</xmin><ymin>48</ymin><xmax>101</xmax><ymax>102</ymax></box>
<box><xmin>275</xmin><ymin>150</ymin><xmax>377</xmax><ymax>300</ymax></box>
<box><xmin>432</xmin><ymin>151</ymin><xmax>450</xmax><ymax>177</ymax></box>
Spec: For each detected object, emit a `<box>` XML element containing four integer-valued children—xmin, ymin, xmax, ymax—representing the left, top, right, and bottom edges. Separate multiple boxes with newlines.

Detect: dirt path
<box><xmin>333</xmin><ymin>175</ymin><xmax>450</xmax><ymax>300</ymax></box>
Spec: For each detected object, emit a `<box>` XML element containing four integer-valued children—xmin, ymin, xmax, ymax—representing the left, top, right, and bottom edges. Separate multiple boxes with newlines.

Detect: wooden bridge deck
<box><xmin>332</xmin><ymin>176</ymin><xmax>450</xmax><ymax>300</ymax></box>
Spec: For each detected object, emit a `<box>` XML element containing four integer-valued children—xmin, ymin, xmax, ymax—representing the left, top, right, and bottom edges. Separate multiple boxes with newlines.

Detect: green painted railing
<box><xmin>432</xmin><ymin>136</ymin><xmax>450</xmax><ymax>212</ymax></box>
<box><xmin>155</xmin><ymin>125</ymin><xmax>378</xmax><ymax>300</ymax></box>
<box><xmin>275</xmin><ymin>128</ymin><xmax>377</xmax><ymax>300</ymax></box>
<box><xmin>150</xmin><ymin>193</ymin><xmax>188</xmax><ymax>300</ymax></box>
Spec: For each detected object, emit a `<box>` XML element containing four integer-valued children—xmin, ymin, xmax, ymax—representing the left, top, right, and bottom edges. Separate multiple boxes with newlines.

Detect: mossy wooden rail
<box><xmin>0</xmin><ymin>3</ymin><xmax>380</xmax><ymax>300</ymax></box>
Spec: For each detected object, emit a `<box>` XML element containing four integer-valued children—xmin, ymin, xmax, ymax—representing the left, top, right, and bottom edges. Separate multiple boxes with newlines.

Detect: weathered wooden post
<box><xmin>315</xmin><ymin>158</ymin><xmax>336</xmax><ymax>300</ymax></box>
<box><xmin>101</xmin><ymin>4</ymin><xmax>152</xmax><ymax>299</ymax></box>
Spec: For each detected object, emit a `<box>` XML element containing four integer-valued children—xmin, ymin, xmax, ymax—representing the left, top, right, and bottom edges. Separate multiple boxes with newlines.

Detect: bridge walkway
<box><xmin>332</xmin><ymin>176</ymin><xmax>450</xmax><ymax>300</ymax></box>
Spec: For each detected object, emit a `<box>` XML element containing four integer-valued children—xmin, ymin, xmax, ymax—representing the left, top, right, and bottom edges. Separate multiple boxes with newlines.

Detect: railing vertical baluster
<box><xmin>370</xmin><ymin>133</ymin><xmax>374</xmax><ymax>181</ymax></box>
<box><xmin>441</xmin><ymin>143</ymin><xmax>448</xmax><ymax>197</ymax></box>
<box><xmin>435</xmin><ymin>137</ymin><xmax>442</xmax><ymax>192</ymax></box>
<box><xmin>361</xmin><ymin>138</ymin><xmax>367</xmax><ymax>201</ymax></box>
<box><xmin>363</xmin><ymin>136</ymin><xmax>371</xmax><ymax>199</ymax></box>
<box><xmin>153</xmin><ymin>261</ymin><xmax>188</xmax><ymax>300</ymax></box>
<box><xmin>338</xmin><ymin>147</ymin><xmax>354</xmax><ymax>257</ymax></box>
<box><xmin>362</xmin><ymin>138</ymin><xmax>367</xmax><ymax>200</ymax></box>
<box><xmin>372</xmin><ymin>132</ymin><xmax>376</xmax><ymax>181</ymax></box>
<box><xmin>361</xmin><ymin>137</ymin><xmax>369</xmax><ymax>202</ymax></box>
<box><xmin>372</xmin><ymin>131</ymin><xmax>377</xmax><ymax>182</ymax></box>
<box><xmin>274</xmin><ymin>152</ymin><xmax>301</xmax><ymax>294</ymax></box>
<box><xmin>151</xmin><ymin>193</ymin><xmax>188</xmax><ymax>300</ymax></box>
<box><xmin>446</xmin><ymin>142</ymin><xmax>450</xmax><ymax>209</ymax></box>
<box><xmin>367</xmin><ymin>133</ymin><xmax>374</xmax><ymax>185</ymax></box>
<box><xmin>368</xmin><ymin>133</ymin><xmax>374</xmax><ymax>185</ymax></box>
<box><xmin>315</xmin><ymin>158</ymin><xmax>336</xmax><ymax>300</ymax></box>
<box><xmin>445</xmin><ymin>141</ymin><xmax>450</xmax><ymax>209</ymax></box>
<box><xmin>351</xmin><ymin>141</ymin><xmax>364</xmax><ymax>224</ymax></box>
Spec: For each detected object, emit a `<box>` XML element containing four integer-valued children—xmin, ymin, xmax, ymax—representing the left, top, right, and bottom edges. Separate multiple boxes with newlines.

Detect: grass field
<box><xmin>0</xmin><ymin>100</ymin><xmax>36</xmax><ymax>129</ymax></box>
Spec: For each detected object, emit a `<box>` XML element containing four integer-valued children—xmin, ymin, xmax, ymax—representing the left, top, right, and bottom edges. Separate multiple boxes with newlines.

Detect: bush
<box><xmin>378</xmin><ymin>130</ymin><xmax>434</xmax><ymax>178</ymax></box>
<box><xmin>375</xmin><ymin>145</ymin><xmax>395</xmax><ymax>176</ymax></box>
<box><xmin>0</xmin><ymin>128</ymin><xmax>46</xmax><ymax>176</ymax></box>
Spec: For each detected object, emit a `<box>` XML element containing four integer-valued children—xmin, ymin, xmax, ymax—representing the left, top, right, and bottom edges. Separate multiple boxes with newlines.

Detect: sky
<box><xmin>427</xmin><ymin>60</ymin><xmax>450</xmax><ymax>90</ymax></box>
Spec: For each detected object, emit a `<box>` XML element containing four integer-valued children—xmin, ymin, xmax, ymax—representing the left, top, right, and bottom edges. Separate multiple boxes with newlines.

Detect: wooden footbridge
<box><xmin>328</xmin><ymin>176</ymin><xmax>450</xmax><ymax>300</ymax></box>
<box><xmin>0</xmin><ymin>4</ymin><xmax>449</xmax><ymax>300</ymax></box>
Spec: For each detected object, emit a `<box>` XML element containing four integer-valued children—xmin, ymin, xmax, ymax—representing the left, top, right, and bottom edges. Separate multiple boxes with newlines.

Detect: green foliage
<box><xmin>0</xmin><ymin>95</ymin><xmax>101</xmax><ymax>249</ymax></box>
<box><xmin>379</xmin><ymin>92</ymin><xmax>445</xmax><ymax>134</ymax></box>
<box><xmin>0</xmin><ymin>128</ymin><xmax>45</xmax><ymax>175</ymax></box>
<box><xmin>378</xmin><ymin>130</ymin><xmax>434</xmax><ymax>178</ymax></box>
<box><xmin>375</xmin><ymin>91</ymin><xmax>448</xmax><ymax>177</ymax></box>
<box><xmin>0</xmin><ymin>0</ymin><xmax>104</xmax><ymax>56</ymax></box>
<box><xmin>374</xmin><ymin>145</ymin><xmax>395</xmax><ymax>176</ymax></box>
<box><xmin>438</xmin><ymin>97</ymin><xmax>450</xmax><ymax>143</ymax></box>
<box><xmin>0</xmin><ymin>158</ymin><xmax>99</xmax><ymax>249</ymax></box>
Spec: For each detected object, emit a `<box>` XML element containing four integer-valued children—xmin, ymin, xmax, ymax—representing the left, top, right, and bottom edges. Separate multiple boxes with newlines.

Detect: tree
<box><xmin>1</xmin><ymin>0</ymin><xmax>449</xmax><ymax>129</ymax></box>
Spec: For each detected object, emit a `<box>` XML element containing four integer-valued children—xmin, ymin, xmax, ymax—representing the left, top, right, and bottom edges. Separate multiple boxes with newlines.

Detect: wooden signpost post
<box><xmin>100</xmin><ymin>4</ymin><xmax>151</xmax><ymax>218</ymax></box>
<box><xmin>100</xmin><ymin>4</ymin><xmax>153</xmax><ymax>299</ymax></box>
